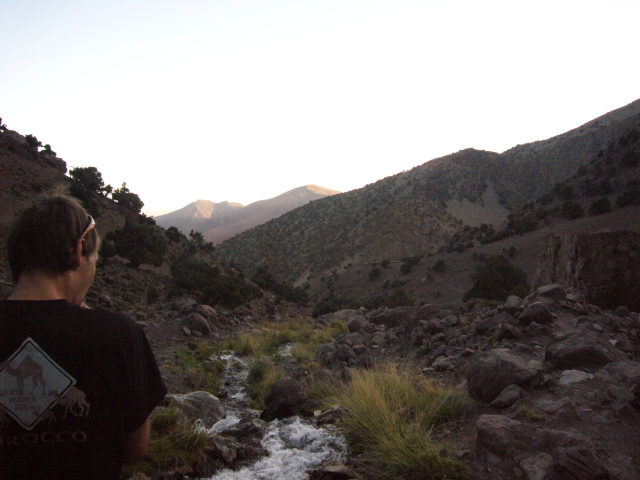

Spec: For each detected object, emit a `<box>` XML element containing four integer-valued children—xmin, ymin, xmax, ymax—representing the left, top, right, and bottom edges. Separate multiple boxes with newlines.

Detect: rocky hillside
<box><xmin>156</xmin><ymin>185</ymin><xmax>340</xmax><ymax>244</ymax></box>
<box><xmin>310</xmin><ymin>283</ymin><xmax>640</xmax><ymax>479</ymax></box>
<box><xmin>216</xmin><ymin>99</ymin><xmax>640</xmax><ymax>301</ymax></box>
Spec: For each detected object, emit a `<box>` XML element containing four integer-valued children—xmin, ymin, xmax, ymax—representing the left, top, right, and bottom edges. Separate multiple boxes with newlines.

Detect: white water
<box><xmin>207</xmin><ymin>416</ymin><xmax>347</xmax><ymax>480</ymax></box>
<box><xmin>205</xmin><ymin>351</ymin><xmax>348</xmax><ymax>480</ymax></box>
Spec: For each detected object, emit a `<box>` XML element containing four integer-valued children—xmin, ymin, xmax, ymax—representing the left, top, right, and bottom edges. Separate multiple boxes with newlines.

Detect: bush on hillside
<box><xmin>69</xmin><ymin>166</ymin><xmax>106</xmax><ymax>194</ymax></box>
<box><xmin>112</xmin><ymin>182</ymin><xmax>144</xmax><ymax>213</ymax></box>
<box><xmin>560</xmin><ymin>200</ymin><xmax>584</xmax><ymax>219</ymax></box>
<box><xmin>463</xmin><ymin>255</ymin><xmax>530</xmax><ymax>302</ymax></box>
<box><xmin>165</xmin><ymin>226</ymin><xmax>186</xmax><ymax>243</ymax></box>
<box><xmin>171</xmin><ymin>254</ymin><xmax>258</xmax><ymax>308</ymax></box>
<box><xmin>108</xmin><ymin>217</ymin><xmax>167</xmax><ymax>268</ymax></box>
<box><xmin>251</xmin><ymin>266</ymin><xmax>309</xmax><ymax>305</ymax></box>
<box><xmin>68</xmin><ymin>182</ymin><xmax>101</xmax><ymax>219</ymax></box>
<box><xmin>589</xmin><ymin>197</ymin><xmax>612</xmax><ymax>215</ymax></box>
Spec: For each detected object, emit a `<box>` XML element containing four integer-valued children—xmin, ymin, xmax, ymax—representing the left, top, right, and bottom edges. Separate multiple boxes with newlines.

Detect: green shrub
<box><xmin>368</xmin><ymin>267</ymin><xmax>382</xmax><ymax>281</ymax></box>
<box><xmin>246</xmin><ymin>359</ymin><xmax>282</xmax><ymax>409</ymax></box>
<box><xmin>176</xmin><ymin>342</ymin><xmax>223</xmax><ymax>394</ymax></box>
<box><xmin>108</xmin><ymin>217</ymin><xmax>167</xmax><ymax>268</ymax></box>
<box><xmin>463</xmin><ymin>255</ymin><xmax>530</xmax><ymax>302</ymax></box>
<box><xmin>589</xmin><ymin>197</ymin><xmax>611</xmax><ymax>215</ymax></box>
<box><xmin>122</xmin><ymin>407</ymin><xmax>212</xmax><ymax>477</ymax></box>
<box><xmin>560</xmin><ymin>200</ymin><xmax>584</xmax><ymax>219</ymax></box>
<box><xmin>171</xmin><ymin>255</ymin><xmax>258</xmax><ymax>308</ymax></box>
<box><xmin>252</xmin><ymin>266</ymin><xmax>309</xmax><ymax>305</ymax></box>
<box><xmin>69</xmin><ymin>166</ymin><xmax>105</xmax><ymax>193</ymax></box>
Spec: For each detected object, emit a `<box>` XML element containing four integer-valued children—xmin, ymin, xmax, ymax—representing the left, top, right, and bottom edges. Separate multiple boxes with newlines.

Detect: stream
<box><xmin>201</xmin><ymin>351</ymin><xmax>348</xmax><ymax>480</ymax></box>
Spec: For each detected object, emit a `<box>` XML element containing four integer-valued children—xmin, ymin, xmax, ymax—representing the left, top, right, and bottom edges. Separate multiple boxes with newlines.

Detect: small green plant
<box><xmin>515</xmin><ymin>405</ymin><xmax>546</xmax><ymax>423</ymax></box>
<box><xmin>246</xmin><ymin>358</ymin><xmax>282</xmax><ymax>409</ymax></box>
<box><xmin>176</xmin><ymin>342</ymin><xmax>223</xmax><ymax>394</ymax></box>
<box><xmin>122</xmin><ymin>407</ymin><xmax>212</xmax><ymax>477</ymax></box>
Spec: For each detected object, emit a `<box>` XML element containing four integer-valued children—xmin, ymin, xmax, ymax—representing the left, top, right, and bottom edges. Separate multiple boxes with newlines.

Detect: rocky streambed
<box><xmin>151</xmin><ymin>283</ymin><xmax>640</xmax><ymax>479</ymax></box>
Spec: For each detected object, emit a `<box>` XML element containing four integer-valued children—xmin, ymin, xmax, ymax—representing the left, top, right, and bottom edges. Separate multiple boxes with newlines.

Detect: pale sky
<box><xmin>1</xmin><ymin>1</ymin><xmax>638</xmax><ymax>216</ymax></box>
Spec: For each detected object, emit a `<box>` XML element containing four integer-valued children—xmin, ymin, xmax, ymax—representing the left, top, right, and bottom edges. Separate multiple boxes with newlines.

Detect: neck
<box><xmin>8</xmin><ymin>271</ymin><xmax>82</xmax><ymax>305</ymax></box>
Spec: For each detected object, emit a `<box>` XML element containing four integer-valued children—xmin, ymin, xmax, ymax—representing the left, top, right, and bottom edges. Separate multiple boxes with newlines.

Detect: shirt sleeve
<box><xmin>119</xmin><ymin>320</ymin><xmax>168</xmax><ymax>433</ymax></box>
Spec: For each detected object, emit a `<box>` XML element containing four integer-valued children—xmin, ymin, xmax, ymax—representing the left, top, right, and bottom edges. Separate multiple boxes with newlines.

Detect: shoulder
<box><xmin>67</xmin><ymin>303</ymin><xmax>147</xmax><ymax>341</ymax></box>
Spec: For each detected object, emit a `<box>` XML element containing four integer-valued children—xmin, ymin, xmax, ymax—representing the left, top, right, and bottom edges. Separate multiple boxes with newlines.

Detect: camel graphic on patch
<box><xmin>0</xmin><ymin>338</ymin><xmax>81</xmax><ymax>430</ymax></box>
<box><xmin>49</xmin><ymin>386</ymin><xmax>90</xmax><ymax>418</ymax></box>
<box><xmin>0</xmin><ymin>355</ymin><xmax>46</xmax><ymax>395</ymax></box>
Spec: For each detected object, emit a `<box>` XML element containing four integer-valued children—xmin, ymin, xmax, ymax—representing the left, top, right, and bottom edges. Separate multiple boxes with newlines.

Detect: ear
<box><xmin>71</xmin><ymin>238</ymin><xmax>84</xmax><ymax>268</ymax></box>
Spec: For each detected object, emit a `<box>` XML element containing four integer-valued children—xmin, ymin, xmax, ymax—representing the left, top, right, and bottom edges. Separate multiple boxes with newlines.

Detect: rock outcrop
<box><xmin>535</xmin><ymin>232</ymin><xmax>640</xmax><ymax>312</ymax></box>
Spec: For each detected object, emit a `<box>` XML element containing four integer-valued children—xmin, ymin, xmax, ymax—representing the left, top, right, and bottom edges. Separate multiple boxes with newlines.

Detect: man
<box><xmin>0</xmin><ymin>191</ymin><xmax>167</xmax><ymax>479</ymax></box>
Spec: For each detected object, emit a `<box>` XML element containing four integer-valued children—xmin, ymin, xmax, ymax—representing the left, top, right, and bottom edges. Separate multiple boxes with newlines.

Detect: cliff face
<box><xmin>535</xmin><ymin>231</ymin><xmax>640</xmax><ymax>312</ymax></box>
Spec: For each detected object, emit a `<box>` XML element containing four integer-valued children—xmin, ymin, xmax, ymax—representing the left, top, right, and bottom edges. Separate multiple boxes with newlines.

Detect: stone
<box><xmin>558</xmin><ymin>370</ymin><xmax>594</xmax><ymax>385</ymax></box>
<box><xmin>368</xmin><ymin>307</ymin><xmax>414</xmax><ymax>329</ymax></box>
<box><xmin>519</xmin><ymin>303</ymin><xmax>554</xmax><ymax>326</ymax></box>
<box><xmin>504</xmin><ymin>295</ymin><xmax>523</xmax><ymax>312</ymax></box>
<box><xmin>535</xmin><ymin>284</ymin><xmax>567</xmax><ymax>302</ymax></box>
<box><xmin>166</xmin><ymin>391</ymin><xmax>225</xmax><ymax>427</ymax></box>
<box><xmin>552</xmin><ymin>446</ymin><xmax>607</xmax><ymax>480</ymax></box>
<box><xmin>180</xmin><ymin>313</ymin><xmax>211</xmax><ymax>335</ymax></box>
<box><xmin>260</xmin><ymin>377</ymin><xmax>311</xmax><ymax>421</ymax></box>
<box><xmin>546</xmin><ymin>331</ymin><xmax>626</xmax><ymax>369</ymax></box>
<box><xmin>467</xmin><ymin>349</ymin><xmax>542</xmax><ymax>403</ymax></box>
<box><xmin>525</xmin><ymin>321</ymin><xmax>547</xmax><ymax>337</ymax></box>
<box><xmin>340</xmin><ymin>332</ymin><xmax>365</xmax><ymax>347</ymax></box>
<box><xmin>490</xmin><ymin>384</ymin><xmax>523</xmax><ymax>409</ymax></box>
<box><xmin>308</xmin><ymin>464</ymin><xmax>357</xmax><ymax>480</ymax></box>
<box><xmin>194</xmin><ymin>304</ymin><xmax>217</xmax><ymax>319</ymax></box>
<box><xmin>520</xmin><ymin>453</ymin><xmax>553</xmax><ymax>480</ymax></box>
<box><xmin>219</xmin><ymin>417</ymin><xmax>267</xmax><ymax>439</ymax></box>
<box><xmin>476</xmin><ymin>311</ymin><xmax>514</xmax><ymax>334</ymax></box>
<box><xmin>347</xmin><ymin>316</ymin><xmax>369</xmax><ymax>333</ymax></box>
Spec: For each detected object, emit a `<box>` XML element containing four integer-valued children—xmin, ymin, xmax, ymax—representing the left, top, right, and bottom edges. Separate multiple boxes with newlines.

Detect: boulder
<box><xmin>467</xmin><ymin>349</ymin><xmax>542</xmax><ymax>403</ymax></box>
<box><xmin>490</xmin><ymin>384</ymin><xmax>523</xmax><ymax>409</ymax></box>
<box><xmin>180</xmin><ymin>313</ymin><xmax>212</xmax><ymax>335</ymax></box>
<box><xmin>347</xmin><ymin>316</ymin><xmax>369</xmax><ymax>333</ymax></box>
<box><xmin>476</xmin><ymin>414</ymin><xmax>595</xmax><ymax>461</ymax></box>
<box><xmin>368</xmin><ymin>307</ymin><xmax>414</xmax><ymax>329</ymax></box>
<box><xmin>166</xmin><ymin>391</ymin><xmax>225</xmax><ymax>427</ymax></box>
<box><xmin>260</xmin><ymin>377</ymin><xmax>311</xmax><ymax>421</ymax></box>
<box><xmin>545</xmin><ymin>331</ymin><xmax>626</xmax><ymax>369</ymax></box>
<box><xmin>519</xmin><ymin>303</ymin><xmax>554</xmax><ymax>326</ymax></box>
<box><xmin>503</xmin><ymin>295</ymin><xmax>523</xmax><ymax>313</ymax></box>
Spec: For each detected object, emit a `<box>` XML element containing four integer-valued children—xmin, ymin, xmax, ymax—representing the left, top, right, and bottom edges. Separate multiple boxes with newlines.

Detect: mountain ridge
<box><xmin>155</xmin><ymin>184</ymin><xmax>340</xmax><ymax>243</ymax></box>
<box><xmin>215</xmin><ymin>98</ymin><xmax>640</xmax><ymax>301</ymax></box>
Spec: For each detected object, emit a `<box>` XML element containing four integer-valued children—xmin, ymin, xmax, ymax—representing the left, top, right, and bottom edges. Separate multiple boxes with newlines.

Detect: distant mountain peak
<box><xmin>155</xmin><ymin>185</ymin><xmax>340</xmax><ymax>241</ymax></box>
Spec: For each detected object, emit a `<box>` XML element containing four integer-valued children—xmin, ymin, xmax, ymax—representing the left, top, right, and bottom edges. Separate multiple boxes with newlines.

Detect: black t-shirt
<box><xmin>0</xmin><ymin>300</ymin><xmax>167</xmax><ymax>480</ymax></box>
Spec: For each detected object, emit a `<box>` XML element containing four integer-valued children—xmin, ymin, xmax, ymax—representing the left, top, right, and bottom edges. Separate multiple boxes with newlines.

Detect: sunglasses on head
<box><xmin>79</xmin><ymin>215</ymin><xmax>95</xmax><ymax>240</ymax></box>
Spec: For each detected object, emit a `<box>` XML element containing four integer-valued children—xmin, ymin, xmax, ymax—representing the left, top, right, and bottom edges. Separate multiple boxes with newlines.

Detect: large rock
<box><xmin>467</xmin><ymin>349</ymin><xmax>542</xmax><ymax>403</ymax></box>
<box><xmin>519</xmin><ymin>302</ymin><xmax>554</xmax><ymax>326</ymax></box>
<box><xmin>260</xmin><ymin>377</ymin><xmax>311</xmax><ymax>421</ymax></box>
<box><xmin>545</xmin><ymin>331</ymin><xmax>626</xmax><ymax>369</ymax></box>
<box><xmin>180</xmin><ymin>312</ymin><xmax>212</xmax><ymax>335</ymax></box>
<box><xmin>368</xmin><ymin>307</ymin><xmax>415</xmax><ymax>330</ymax></box>
<box><xmin>476</xmin><ymin>415</ymin><xmax>598</xmax><ymax>466</ymax></box>
<box><xmin>166</xmin><ymin>391</ymin><xmax>225</xmax><ymax>427</ymax></box>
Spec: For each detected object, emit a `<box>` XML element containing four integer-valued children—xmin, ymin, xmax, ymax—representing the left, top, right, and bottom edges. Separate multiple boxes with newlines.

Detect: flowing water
<box><xmin>203</xmin><ymin>351</ymin><xmax>348</xmax><ymax>480</ymax></box>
